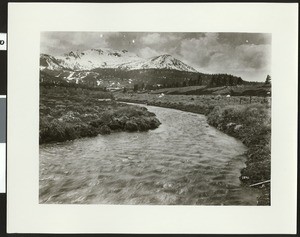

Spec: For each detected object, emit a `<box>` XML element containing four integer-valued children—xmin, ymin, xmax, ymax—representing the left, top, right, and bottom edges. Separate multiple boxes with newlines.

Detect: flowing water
<box><xmin>40</xmin><ymin>104</ymin><xmax>260</xmax><ymax>205</ymax></box>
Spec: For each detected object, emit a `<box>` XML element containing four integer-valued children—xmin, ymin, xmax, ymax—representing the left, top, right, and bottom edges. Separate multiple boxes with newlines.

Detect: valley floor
<box><xmin>115</xmin><ymin>92</ymin><xmax>271</xmax><ymax>205</ymax></box>
<box><xmin>39</xmin><ymin>85</ymin><xmax>271</xmax><ymax>205</ymax></box>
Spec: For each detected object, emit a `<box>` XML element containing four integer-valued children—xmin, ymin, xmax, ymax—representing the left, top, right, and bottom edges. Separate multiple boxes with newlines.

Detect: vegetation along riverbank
<box><xmin>115</xmin><ymin>93</ymin><xmax>271</xmax><ymax>205</ymax></box>
<box><xmin>39</xmin><ymin>86</ymin><xmax>161</xmax><ymax>144</ymax></box>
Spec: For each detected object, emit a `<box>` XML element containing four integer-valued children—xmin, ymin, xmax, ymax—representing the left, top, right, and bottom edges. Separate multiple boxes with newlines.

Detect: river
<box><xmin>40</xmin><ymin>104</ymin><xmax>260</xmax><ymax>205</ymax></box>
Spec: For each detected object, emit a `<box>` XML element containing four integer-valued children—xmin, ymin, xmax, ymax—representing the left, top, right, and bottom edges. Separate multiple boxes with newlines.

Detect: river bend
<box><xmin>40</xmin><ymin>104</ymin><xmax>259</xmax><ymax>205</ymax></box>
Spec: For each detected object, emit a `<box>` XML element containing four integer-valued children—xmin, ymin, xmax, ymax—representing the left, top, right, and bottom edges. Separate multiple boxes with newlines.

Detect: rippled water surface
<box><xmin>40</xmin><ymin>104</ymin><xmax>260</xmax><ymax>205</ymax></box>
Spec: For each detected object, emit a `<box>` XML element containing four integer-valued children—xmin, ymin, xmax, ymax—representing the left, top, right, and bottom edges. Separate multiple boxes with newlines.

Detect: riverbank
<box><xmin>40</xmin><ymin>86</ymin><xmax>161</xmax><ymax>144</ymax></box>
<box><xmin>115</xmin><ymin>93</ymin><xmax>271</xmax><ymax>205</ymax></box>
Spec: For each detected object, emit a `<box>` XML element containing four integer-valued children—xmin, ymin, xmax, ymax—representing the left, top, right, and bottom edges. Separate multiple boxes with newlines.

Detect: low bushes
<box><xmin>40</xmin><ymin>118</ymin><xmax>99</xmax><ymax>143</ymax></box>
<box><xmin>40</xmin><ymin>87</ymin><xmax>161</xmax><ymax>144</ymax></box>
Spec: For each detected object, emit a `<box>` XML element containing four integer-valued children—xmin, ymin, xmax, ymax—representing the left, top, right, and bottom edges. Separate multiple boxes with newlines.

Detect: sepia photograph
<box><xmin>7</xmin><ymin>2</ymin><xmax>299</xmax><ymax>234</ymax></box>
<box><xmin>39</xmin><ymin>31</ymin><xmax>271</xmax><ymax>205</ymax></box>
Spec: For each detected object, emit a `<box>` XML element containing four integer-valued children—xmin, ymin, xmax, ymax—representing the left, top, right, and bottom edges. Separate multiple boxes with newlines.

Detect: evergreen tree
<box><xmin>265</xmin><ymin>75</ymin><xmax>271</xmax><ymax>85</ymax></box>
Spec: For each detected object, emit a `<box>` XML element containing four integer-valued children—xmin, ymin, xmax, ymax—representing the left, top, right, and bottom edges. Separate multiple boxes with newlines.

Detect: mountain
<box><xmin>41</xmin><ymin>48</ymin><xmax>142</xmax><ymax>71</ymax></box>
<box><xmin>39</xmin><ymin>49</ymin><xmax>200</xmax><ymax>86</ymax></box>
<box><xmin>117</xmin><ymin>54</ymin><xmax>198</xmax><ymax>73</ymax></box>
<box><xmin>40</xmin><ymin>48</ymin><xmax>244</xmax><ymax>90</ymax></box>
<box><xmin>40</xmin><ymin>54</ymin><xmax>65</xmax><ymax>71</ymax></box>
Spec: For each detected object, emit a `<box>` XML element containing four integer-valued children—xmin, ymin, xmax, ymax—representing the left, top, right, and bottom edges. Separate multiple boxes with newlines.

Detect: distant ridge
<box><xmin>40</xmin><ymin>48</ymin><xmax>197</xmax><ymax>73</ymax></box>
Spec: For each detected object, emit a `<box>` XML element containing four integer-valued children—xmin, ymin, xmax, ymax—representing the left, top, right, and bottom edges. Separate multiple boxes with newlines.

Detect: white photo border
<box><xmin>7</xmin><ymin>3</ymin><xmax>298</xmax><ymax>234</ymax></box>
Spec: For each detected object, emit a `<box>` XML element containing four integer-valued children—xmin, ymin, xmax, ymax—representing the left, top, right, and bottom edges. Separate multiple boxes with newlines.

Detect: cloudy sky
<box><xmin>41</xmin><ymin>32</ymin><xmax>271</xmax><ymax>82</ymax></box>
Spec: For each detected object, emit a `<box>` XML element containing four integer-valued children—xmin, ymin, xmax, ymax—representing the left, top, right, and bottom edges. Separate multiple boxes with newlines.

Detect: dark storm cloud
<box><xmin>41</xmin><ymin>32</ymin><xmax>271</xmax><ymax>82</ymax></box>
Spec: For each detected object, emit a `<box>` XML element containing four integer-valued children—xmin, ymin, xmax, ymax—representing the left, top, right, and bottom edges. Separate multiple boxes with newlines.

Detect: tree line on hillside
<box><xmin>92</xmin><ymin>68</ymin><xmax>243</xmax><ymax>88</ymax></box>
<box><xmin>132</xmin><ymin>73</ymin><xmax>243</xmax><ymax>91</ymax></box>
<box><xmin>40</xmin><ymin>69</ymin><xmax>244</xmax><ymax>92</ymax></box>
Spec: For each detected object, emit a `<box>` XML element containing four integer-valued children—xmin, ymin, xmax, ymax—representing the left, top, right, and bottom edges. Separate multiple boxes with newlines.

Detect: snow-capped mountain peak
<box><xmin>51</xmin><ymin>48</ymin><xmax>142</xmax><ymax>71</ymax></box>
<box><xmin>118</xmin><ymin>54</ymin><xmax>198</xmax><ymax>73</ymax></box>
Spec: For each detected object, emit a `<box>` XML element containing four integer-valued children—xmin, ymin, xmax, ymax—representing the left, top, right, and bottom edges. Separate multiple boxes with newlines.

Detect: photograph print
<box><xmin>39</xmin><ymin>32</ymin><xmax>271</xmax><ymax>205</ymax></box>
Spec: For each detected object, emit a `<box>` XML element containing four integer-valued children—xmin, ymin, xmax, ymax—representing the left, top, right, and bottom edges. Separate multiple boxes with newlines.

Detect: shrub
<box><xmin>125</xmin><ymin>120</ymin><xmax>138</xmax><ymax>132</ymax></box>
<box><xmin>99</xmin><ymin>125</ymin><xmax>111</xmax><ymax>134</ymax></box>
